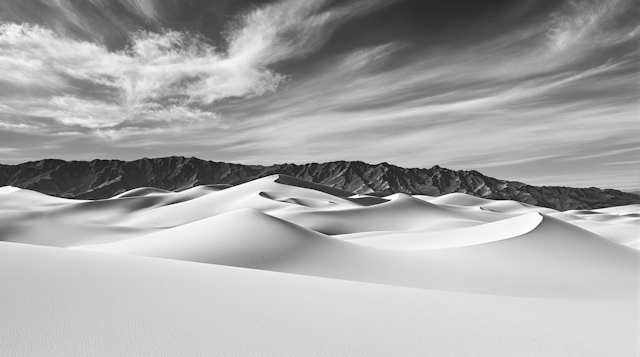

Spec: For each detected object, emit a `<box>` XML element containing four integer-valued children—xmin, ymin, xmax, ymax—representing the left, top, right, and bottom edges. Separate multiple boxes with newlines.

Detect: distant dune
<box><xmin>1</xmin><ymin>157</ymin><xmax>639</xmax><ymax>210</ymax></box>
<box><xmin>0</xmin><ymin>174</ymin><xmax>638</xmax><ymax>356</ymax></box>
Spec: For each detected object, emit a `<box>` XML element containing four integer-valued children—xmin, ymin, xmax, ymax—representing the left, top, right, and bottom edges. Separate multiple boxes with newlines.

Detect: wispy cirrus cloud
<box><xmin>0</xmin><ymin>0</ymin><xmax>166</xmax><ymax>47</ymax></box>
<box><xmin>546</xmin><ymin>0</ymin><xmax>639</xmax><ymax>51</ymax></box>
<box><xmin>0</xmin><ymin>0</ymin><xmax>398</xmax><ymax>137</ymax></box>
<box><xmin>0</xmin><ymin>23</ymin><xmax>282</xmax><ymax>133</ymax></box>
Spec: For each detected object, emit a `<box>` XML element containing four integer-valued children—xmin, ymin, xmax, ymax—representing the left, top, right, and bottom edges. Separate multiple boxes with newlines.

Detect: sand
<box><xmin>0</xmin><ymin>174</ymin><xmax>638</xmax><ymax>356</ymax></box>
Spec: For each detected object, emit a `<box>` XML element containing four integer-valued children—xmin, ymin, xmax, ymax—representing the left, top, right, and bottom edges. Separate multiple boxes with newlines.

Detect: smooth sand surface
<box><xmin>0</xmin><ymin>175</ymin><xmax>638</xmax><ymax>356</ymax></box>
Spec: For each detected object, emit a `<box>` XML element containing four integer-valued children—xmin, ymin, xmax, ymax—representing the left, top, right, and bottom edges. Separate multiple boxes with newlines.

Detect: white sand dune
<box><xmin>592</xmin><ymin>204</ymin><xmax>640</xmax><ymax>215</ymax></box>
<box><xmin>2</xmin><ymin>241</ymin><xmax>636</xmax><ymax>357</ymax></box>
<box><xmin>336</xmin><ymin>212</ymin><xmax>544</xmax><ymax>249</ymax></box>
<box><xmin>274</xmin><ymin>193</ymin><xmax>507</xmax><ymax>235</ymax></box>
<box><xmin>0</xmin><ymin>187</ymin><xmax>77</xmax><ymax>210</ymax></box>
<box><xmin>0</xmin><ymin>186</ymin><xmax>21</xmax><ymax>194</ymax></box>
<box><xmin>114</xmin><ymin>176</ymin><xmax>358</xmax><ymax>228</ymax></box>
<box><xmin>564</xmin><ymin>205</ymin><xmax>640</xmax><ymax>249</ymax></box>
<box><xmin>112</xmin><ymin>186</ymin><xmax>173</xmax><ymax>198</ymax></box>
<box><xmin>0</xmin><ymin>175</ymin><xmax>638</xmax><ymax>356</ymax></box>
<box><xmin>567</xmin><ymin>220</ymin><xmax>640</xmax><ymax>248</ymax></box>
<box><xmin>78</xmin><ymin>210</ymin><xmax>636</xmax><ymax>299</ymax></box>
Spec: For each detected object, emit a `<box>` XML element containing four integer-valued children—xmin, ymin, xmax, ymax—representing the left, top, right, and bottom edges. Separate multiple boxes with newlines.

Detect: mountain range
<box><xmin>0</xmin><ymin>156</ymin><xmax>638</xmax><ymax>210</ymax></box>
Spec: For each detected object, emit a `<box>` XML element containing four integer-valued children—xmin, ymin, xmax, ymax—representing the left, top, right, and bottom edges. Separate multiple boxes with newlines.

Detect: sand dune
<box><xmin>0</xmin><ymin>175</ymin><xmax>638</xmax><ymax>355</ymax></box>
<box><xmin>0</xmin><ymin>186</ymin><xmax>21</xmax><ymax>194</ymax></box>
<box><xmin>2</xmin><ymin>241</ymin><xmax>636</xmax><ymax>357</ymax></box>
<box><xmin>112</xmin><ymin>187</ymin><xmax>173</xmax><ymax>198</ymax></box>
<box><xmin>0</xmin><ymin>186</ymin><xmax>76</xmax><ymax>210</ymax></box>
<box><xmin>78</xmin><ymin>210</ymin><xmax>636</xmax><ymax>299</ymax></box>
<box><xmin>337</xmin><ymin>212</ymin><xmax>543</xmax><ymax>249</ymax></box>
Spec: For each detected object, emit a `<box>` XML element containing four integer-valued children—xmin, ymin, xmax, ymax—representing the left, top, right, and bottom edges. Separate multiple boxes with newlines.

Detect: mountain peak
<box><xmin>0</xmin><ymin>157</ymin><xmax>637</xmax><ymax>210</ymax></box>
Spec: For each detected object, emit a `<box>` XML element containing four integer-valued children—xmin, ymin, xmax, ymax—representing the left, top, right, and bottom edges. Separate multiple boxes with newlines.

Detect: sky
<box><xmin>0</xmin><ymin>0</ymin><xmax>638</xmax><ymax>190</ymax></box>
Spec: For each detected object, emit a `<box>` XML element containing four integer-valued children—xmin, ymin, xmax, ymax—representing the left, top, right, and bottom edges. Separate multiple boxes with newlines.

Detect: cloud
<box><xmin>98</xmin><ymin>0</ymin><xmax>162</xmax><ymax>22</ymax></box>
<box><xmin>0</xmin><ymin>0</ymin><xmax>396</xmax><ymax>135</ymax></box>
<box><xmin>445</xmin><ymin>154</ymin><xmax>568</xmax><ymax>170</ymax></box>
<box><xmin>0</xmin><ymin>0</ymin><xmax>165</xmax><ymax>45</ymax></box>
<box><xmin>0</xmin><ymin>122</ymin><xmax>37</xmax><ymax>130</ymax></box>
<box><xmin>34</xmin><ymin>96</ymin><xmax>223</xmax><ymax>130</ymax></box>
<box><xmin>0</xmin><ymin>147</ymin><xmax>18</xmax><ymax>153</ymax></box>
<box><xmin>227</xmin><ymin>0</ymin><xmax>395</xmax><ymax>66</ymax></box>
<box><xmin>600</xmin><ymin>160</ymin><xmax>640</xmax><ymax>166</ymax></box>
<box><xmin>565</xmin><ymin>147</ymin><xmax>640</xmax><ymax>161</ymax></box>
<box><xmin>545</xmin><ymin>0</ymin><xmax>638</xmax><ymax>51</ymax></box>
<box><xmin>0</xmin><ymin>23</ymin><xmax>283</xmax><ymax>111</ymax></box>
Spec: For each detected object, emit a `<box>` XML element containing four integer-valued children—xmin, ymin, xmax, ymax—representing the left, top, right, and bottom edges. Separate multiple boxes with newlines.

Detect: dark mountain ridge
<box><xmin>0</xmin><ymin>156</ymin><xmax>638</xmax><ymax>211</ymax></box>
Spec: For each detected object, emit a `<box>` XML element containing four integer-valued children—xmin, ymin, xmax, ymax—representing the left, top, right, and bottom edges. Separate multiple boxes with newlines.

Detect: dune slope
<box><xmin>1</xmin><ymin>241</ymin><xmax>637</xmax><ymax>357</ymax></box>
<box><xmin>0</xmin><ymin>176</ymin><xmax>638</xmax><ymax>355</ymax></box>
